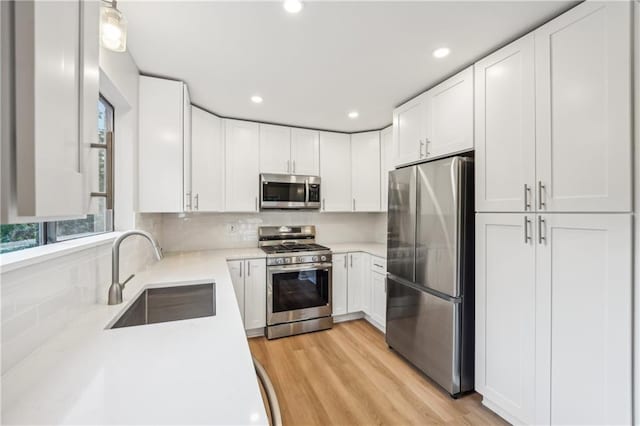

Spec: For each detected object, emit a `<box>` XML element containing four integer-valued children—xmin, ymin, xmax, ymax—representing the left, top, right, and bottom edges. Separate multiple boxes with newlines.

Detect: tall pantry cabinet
<box><xmin>474</xmin><ymin>1</ymin><xmax>632</xmax><ymax>425</ymax></box>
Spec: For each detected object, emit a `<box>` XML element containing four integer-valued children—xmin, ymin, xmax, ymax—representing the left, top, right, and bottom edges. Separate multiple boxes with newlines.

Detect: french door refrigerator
<box><xmin>386</xmin><ymin>156</ymin><xmax>474</xmax><ymax>397</ymax></box>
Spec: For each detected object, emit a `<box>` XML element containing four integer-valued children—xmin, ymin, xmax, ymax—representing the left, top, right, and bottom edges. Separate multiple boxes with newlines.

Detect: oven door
<box><xmin>267</xmin><ymin>262</ymin><xmax>332</xmax><ymax>325</ymax></box>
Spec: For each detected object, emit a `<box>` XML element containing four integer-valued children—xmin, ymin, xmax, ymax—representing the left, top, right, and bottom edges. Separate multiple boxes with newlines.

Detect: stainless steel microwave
<box><xmin>260</xmin><ymin>174</ymin><xmax>321</xmax><ymax>210</ymax></box>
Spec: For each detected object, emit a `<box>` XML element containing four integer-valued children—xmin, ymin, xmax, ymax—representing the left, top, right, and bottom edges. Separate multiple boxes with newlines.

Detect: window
<box><xmin>0</xmin><ymin>96</ymin><xmax>115</xmax><ymax>254</ymax></box>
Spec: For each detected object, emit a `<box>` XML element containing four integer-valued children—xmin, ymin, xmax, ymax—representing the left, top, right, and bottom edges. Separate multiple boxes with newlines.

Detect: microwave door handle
<box><xmin>305</xmin><ymin>180</ymin><xmax>310</xmax><ymax>205</ymax></box>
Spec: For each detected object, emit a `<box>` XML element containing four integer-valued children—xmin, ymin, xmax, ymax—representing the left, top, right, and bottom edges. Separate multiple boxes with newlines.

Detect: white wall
<box><xmin>158</xmin><ymin>212</ymin><xmax>387</xmax><ymax>252</ymax></box>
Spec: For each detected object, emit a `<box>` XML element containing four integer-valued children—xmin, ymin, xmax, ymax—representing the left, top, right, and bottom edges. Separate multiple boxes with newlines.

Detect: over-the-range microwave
<box><xmin>260</xmin><ymin>174</ymin><xmax>321</xmax><ymax>210</ymax></box>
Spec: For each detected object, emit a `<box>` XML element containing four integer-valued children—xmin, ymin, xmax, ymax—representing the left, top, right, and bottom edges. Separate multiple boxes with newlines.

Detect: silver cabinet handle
<box><xmin>524</xmin><ymin>216</ymin><xmax>531</xmax><ymax>244</ymax></box>
<box><xmin>419</xmin><ymin>140</ymin><xmax>424</xmax><ymax>158</ymax></box>
<box><xmin>538</xmin><ymin>215</ymin><xmax>546</xmax><ymax>245</ymax></box>
<box><xmin>350</xmin><ymin>254</ymin><xmax>353</xmax><ymax>267</ymax></box>
<box><xmin>344</xmin><ymin>255</ymin><xmax>347</xmax><ymax>269</ymax></box>
<box><xmin>239</xmin><ymin>262</ymin><xmax>243</xmax><ymax>278</ymax></box>
<box><xmin>286</xmin><ymin>160</ymin><xmax>290</xmax><ymax>173</ymax></box>
<box><xmin>352</xmin><ymin>199</ymin><xmax>356</xmax><ymax>211</ymax></box>
<box><xmin>538</xmin><ymin>181</ymin><xmax>546</xmax><ymax>210</ymax></box>
<box><xmin>194</xmin><ymin>193</ymin><xmax>199</xmax><ymax>210</ymax></box>
<box><xmin>322</xmin><ymin>198</ymin><xmax>326</xmax><ymax>211</ymax></box>
<box><xmin>373</xmin><ymin>263</ymin><xmax>383</xmax><ymax>268</ymax></box>
<box><xmin>247</xmin><ymin>260</ymin><xmax>251</xmax><ymax>276</ymax></box>
<box><xmin>255</xmin><ymin>196</ymin><xmax>258</xmax><ymax>211</ymax></box>
<box><xmin>425</xmin><ymin>139</ymin><xmax>431</xmax><ymax>156</ymax></box>
<box><xmin>185</xmin><ymin>192</ymin><xmax>192</xmax><ymax>210</ymax></box>
<box><xmin>524</xmin><ymin>184</ymin><xmax>531</xmax><ymax>211</ymax></box>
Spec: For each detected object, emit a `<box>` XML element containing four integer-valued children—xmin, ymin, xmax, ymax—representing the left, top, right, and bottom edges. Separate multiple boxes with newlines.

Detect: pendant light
<box><xmin>100</xmin><ymin>0</ymin><xmax>127</xmax><ymax>52</ymax></box>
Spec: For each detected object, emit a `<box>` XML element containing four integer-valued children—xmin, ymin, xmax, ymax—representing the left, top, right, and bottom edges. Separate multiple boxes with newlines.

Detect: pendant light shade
<box><xmin>100</xmin><ymin>0</ymin><xmax>127</xmax><ymax>52</ymax></box>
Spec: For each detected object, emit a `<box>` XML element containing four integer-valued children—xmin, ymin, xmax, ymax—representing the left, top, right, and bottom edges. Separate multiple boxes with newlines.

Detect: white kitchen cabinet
<box><xmin>424</xmin><ymin>66</ymin><xmax>474</xmax><ymax>158</ymax></box>
<box><xmin>534</xmin><ymin>1</ymin><xmax>631</xmax><ymax>212</ymax></box>
<box><xmin>370</xmin><ymin>256</ymin><xmax>387</xmax><ymax>329</ymax></box>
<box><xmin>227</xmin><ymin>259</ymin><xmax>267</xmax><ymax>330</ymax></box>
<box><xmin>534</xmin><ymin>214</ymin><xmax>631</xmax><ymax>425</ymax></box>
<box><xmin>291</xmin><ymin>128</ymin><xmax>320</xmax><ymax>175</ymax></box>
<box><xmin>259</xmin><ymin>124</ymin><xmax>291</xmax><ymax>174</ymax></box>
<box><xmin>347</xmin><ymin>252</ymin><xmax>368</xmax><ymax>313</ymax></box>
<box><xmin>244</xmin><ymin>259</ymin><xmax>267</xmax><ymax>330</ymax></box>
<box><xmin>139</xmin><ymin>76</ymin><xmax>190</xmax><ymax>213</ymax></box>
<box><xmin>475</xmin><ymin>213</ymin><xmax>536</xmax><ymax>424</ymax></box>
<box><xmin>225</xmin><ymin>119</ymin><xmax>260</xmax><ymax>212</ymax></box>
<box><xmin>13</xmin><ymin>0</ymin><xmax>98</xmax><ymax>219</ymax></box>
<box><xmin>319</xmin><ymin>132</ymin><xmax>352</xmax><ymax>212</ymax></box>
<box><xmin>332</xmin><ymin>253</ymin><xmax>348</xmax><ymax>316</ymax></box>
<box><xmin>380</xmin><ymin>126</ymin><xmax>395</xmax><ymax>212</ymax></box>
<box><xmin>393</xmin><ymin>93</ymin><xmax>427</xmax><ymax>167</ymax></box>
<box><xmin>351</xmin><ymin>132</ymin><xmax>381</xmax><ymax>212</ymax></box>
<box><xmin>183</xmin><ymin>88</ymin><xmax>192</xmax><ymax>211</ymax></box>
<box><xmin>475</xmin><ymin>34</ymin><xmax>536</xmax><ymax>213</ymax></box>
<box><xmin>227</xmin><ymin>260</ymin><xmax>245</xmax><ymax>324</ymax></box>
<box><xmin>476</xmin><ymin>212</ymin><xmax>632</xmax><ymax>425</ymax></box>
<box><xmin>191</xmin><ymin>106</ymin><xmax>224</xmax><ymax>212</ymax></box>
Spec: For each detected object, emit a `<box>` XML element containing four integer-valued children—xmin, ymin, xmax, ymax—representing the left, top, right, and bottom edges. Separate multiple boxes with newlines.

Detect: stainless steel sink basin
<box><xmin>110</xmin><ymin>283</ymin><xmax>216</xmax><ymax>329</ymax></box>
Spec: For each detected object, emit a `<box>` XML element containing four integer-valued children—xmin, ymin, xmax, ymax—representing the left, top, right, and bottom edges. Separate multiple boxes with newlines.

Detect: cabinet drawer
<box><xmin>370</xmin><ymin>256</ymin><xmax>386</xmax><ymax>273</ymax></box>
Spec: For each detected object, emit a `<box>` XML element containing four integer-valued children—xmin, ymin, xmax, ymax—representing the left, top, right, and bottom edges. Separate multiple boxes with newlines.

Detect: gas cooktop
<box><xmin>260</xmin><ymin>243</ymin><xmax>330</xmax><ymax>255</ymax></box>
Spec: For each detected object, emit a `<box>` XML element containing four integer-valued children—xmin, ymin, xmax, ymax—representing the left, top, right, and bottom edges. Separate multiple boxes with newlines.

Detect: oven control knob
<box><xmin>285</xmin><ymin>258</ymin><xmax>291</xmax><ymax>264</ymax></box>
<box><xmin>277</xmin><ymin>258</ymin><xmax>284</xmax><ymax>265</ymax></box>
<box><xmin>312</xmin><ymin>256</ymin><xmax>319</xmax><ymax>262</ymax></box>
<box><xmin>320</xmin><ymin>255</ymin><xmax>327</xmax><ymax>261</ymax></box>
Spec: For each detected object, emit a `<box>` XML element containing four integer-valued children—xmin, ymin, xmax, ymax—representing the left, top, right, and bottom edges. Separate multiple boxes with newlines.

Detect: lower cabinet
<box><xmin>332</xmin><ymin>253</ymin><xmax>348</xmax><ymax>316</ymax></box>
<box><xmin>369</xmin><ymin>256</ymin><xmax>387</xmax><ymax>329</ymax></box>
<box><xmin>347</xmin><ymin>252</ymin><xmax>368</xmax><ymax>313</ymax></box>
<box><xmin>475</xmin><ymin>213</ymin><xmax>632</xmax><ymax>425</ymax></box>
<box><xmin>227</xmin><ymin>259</ymin><xmax>266</xmax><ymax>331</ymax></box>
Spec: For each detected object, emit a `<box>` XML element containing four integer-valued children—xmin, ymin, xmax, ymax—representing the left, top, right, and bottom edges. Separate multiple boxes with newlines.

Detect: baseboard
<box><xmin>364</xmin><ymin>314</ymin><xmax>386</xmax><ymax>333</ymax></box>
<box><xmin>481</xmin><ymin>396</ymin><xmax>524</xmax><ymax>425</ymax></box>
<box><xmin>246</xmin><ymin>327</ymin><xmax>265</xmax><ymax>338</ymax></box>
<box><xmin>332</xmin><ymin>312</ymin><xmax>365</xmax><ymax>323</ymax></box>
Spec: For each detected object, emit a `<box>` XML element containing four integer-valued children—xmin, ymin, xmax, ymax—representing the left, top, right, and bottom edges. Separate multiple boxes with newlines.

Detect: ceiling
<box><xmin>120</xmin><ymin>1</ymin><xmax>577</xmax><ymax>133</ymax></box>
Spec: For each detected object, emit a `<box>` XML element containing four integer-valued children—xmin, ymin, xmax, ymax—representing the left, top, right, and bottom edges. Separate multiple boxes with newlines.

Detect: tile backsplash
<box><xmin>158</xmin><ymin>212</ymin><xmax>387</xmax><ymax>252</ymax></box>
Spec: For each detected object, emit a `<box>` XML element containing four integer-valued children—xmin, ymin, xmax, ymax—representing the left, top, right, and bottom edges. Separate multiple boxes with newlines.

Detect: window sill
<box><xmin>0</xmin><ymin>232</ymin><xmax>122</xmax><ymax>273</ymax></box>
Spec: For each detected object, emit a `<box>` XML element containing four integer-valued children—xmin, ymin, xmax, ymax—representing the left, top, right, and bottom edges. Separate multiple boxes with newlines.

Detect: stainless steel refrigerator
<box><xmin>386</xmin><ymin>156</ymin><xmax>474</xmax><ymax>397</ymax></box>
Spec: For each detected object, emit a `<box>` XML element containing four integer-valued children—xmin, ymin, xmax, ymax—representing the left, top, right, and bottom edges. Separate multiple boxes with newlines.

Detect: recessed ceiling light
<box><xmin>251</xmin><ymin>95</ymin><xmax>263</xmax><ymax>104</ymax></box>
<box><xmin>283</xmin><ymin>0</ymin><xmax>303</xmax><ymax>14</ymax></box>
<box><xmin>433</xmin><ymin>47</ymin><xmax>450</xmax><ymax>59</ymax></box>
<box><xmin>348</xmin><ymin>111</ymin><xmax>359</xmax><ymax>119</ymax></box>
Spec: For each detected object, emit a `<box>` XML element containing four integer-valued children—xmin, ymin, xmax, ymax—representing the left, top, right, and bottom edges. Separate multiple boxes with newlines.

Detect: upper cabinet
<box><xmin>259</xmin><ymin>124</ymin><xmax>291</xmax><ymax>174</ymax></box>
<box><xmin>534</xmin><ymin>1</ymin><xmax>631</xmax><ymax>212</ymax></box>
<box><xmin>424</xmin><ymin>66</ymin><xmax>474</xmax><ymax>158</ymax></box>
<box><xmin>291</xmin><ymin>128</ymin><xmax>320</xmax><ymax>175</ymax></box>
<box><xmin>475</xmin><ymin>1</ymin><xmax>631</xmax><ymax>213</ymax></box>
<box><xmin>139</xmin><ymin>76</ymin><xmax>190</xmax><ymax>213</ymax></box>
<box><xmin>393</xmin><ymin>66</ymin><xmax>474</xmax><ymax>168</ymax></box>
<box><xmin>319</xmin><ymin>132</ymin><xmax>352</xmax><ymax>212</ymax></box>
<box><xmin>259</xmin><ymin>125</ymin><xmax>319</xmax><ymax>175</ymax></box>
<box><xmin>13</xmin><ymin>0</ymin><xmax>99</xmax><ymax>219</ymax></box>
<box><xmin>191</xmin><ymin>106</ymin><xmax>224</xmax><ymax>212</ymax></box>
<box><xmin>225</xmin><ymin>119</ymin><xmax>260</xmax><ymax>212</ymax></box>
<box><xmin>351</xmin><ymin>131</ymin><xmax>381</xmax><ymax>212</ymax></box>
<box><xmin>380</xmin><ymin>126</ymin><xmax>395</xmax><ymax>212</ymax></box>
<box><xmin>475</xmin><ymin>34</ymin><xmax>536</xmax><ymax>213</ymax></box>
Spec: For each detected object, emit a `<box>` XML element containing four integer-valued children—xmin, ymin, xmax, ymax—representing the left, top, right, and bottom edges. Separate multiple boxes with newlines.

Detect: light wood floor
<box><xmin>249</xmin><ymin>320</ymin><xmax>507</xmax><ymax>426</ymax></box>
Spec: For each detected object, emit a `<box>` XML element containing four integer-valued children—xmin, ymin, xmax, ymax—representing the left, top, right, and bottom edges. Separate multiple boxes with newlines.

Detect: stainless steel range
<box><xmin>259</xmin><ymin>225</ymin><xmax>333</xmax><ymax>339</ymax></box>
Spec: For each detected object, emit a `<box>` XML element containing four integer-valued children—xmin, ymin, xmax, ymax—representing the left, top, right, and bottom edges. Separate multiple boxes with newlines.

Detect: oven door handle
<box><xmin>268</xmin><ymin>262</ymin><xmax>333</xmax><ymax>273</ymax></box>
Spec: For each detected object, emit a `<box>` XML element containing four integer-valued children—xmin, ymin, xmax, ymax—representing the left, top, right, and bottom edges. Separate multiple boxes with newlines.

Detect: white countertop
<box><xmin>1</xmin><ymin>249</ymin><xmax>269</xmax><ymax>426</ymax></box>
<box><xmin>1</xmin><ymin>243</ymin><xmax>384</xmax><ymax>425</ymax></box>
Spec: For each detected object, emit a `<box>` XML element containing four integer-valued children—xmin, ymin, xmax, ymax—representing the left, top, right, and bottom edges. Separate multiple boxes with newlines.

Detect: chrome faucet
<box><xmin>108</xmin><ymin>230</ymin><xmax>164</xmax><ymax>305</ymax></box>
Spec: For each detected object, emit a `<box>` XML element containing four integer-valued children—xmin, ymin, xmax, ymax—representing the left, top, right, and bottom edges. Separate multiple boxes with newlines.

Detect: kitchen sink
<box><xmin>110</xmin><ymin>283</ymin><xmax>216</xmax><ymax>329</ymax></box>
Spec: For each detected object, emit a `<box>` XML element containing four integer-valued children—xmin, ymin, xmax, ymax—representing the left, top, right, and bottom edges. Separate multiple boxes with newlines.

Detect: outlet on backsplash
<box><xmin>227</xmin><ymin>224</ymin><xmax>238</xmax><ymax>234</ymax></box>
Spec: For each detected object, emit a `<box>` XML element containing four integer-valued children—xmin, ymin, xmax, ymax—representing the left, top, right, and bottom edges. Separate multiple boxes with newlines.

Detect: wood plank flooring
<box><xmin>249</xmin><ymin>320</ymin><xmax>507</xmax><ymax>426</ymax></box>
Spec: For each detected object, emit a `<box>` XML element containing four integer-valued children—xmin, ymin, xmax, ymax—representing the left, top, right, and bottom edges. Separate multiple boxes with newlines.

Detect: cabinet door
<box><xmin>319</xmin><ymin>132</ymin><xmax>352</xmax><ymax>212</ymax></box>
<box><xmin>259</xmin><ymin>124</ymin><xmax>291</xmax><ymax>174</ymax></box>
<box><xmin>380</xmin><ymin>126</ymin><xmax>395</xmax><ymax>212</ymax></box>
<box><xmin>138</xmin><ymin>76</ymin><xmax>185</xmax><ymax>213</ymax></box>
<box><xmin>183</xmin><ymin>85</ymin><xmax>192</xmax><ymax>211</ymax></box>
<box><xmin>475</xmin><ymin>34</ymin><xmax>535</xmax><ymax>213</ymax></box>
<box><xmin>332</xmin><ymin>253</ymin><xmax>348</xmax><ymax>316</ymax></box>
<box><xmin>227</xmin><ymin>260</ymin><xmax>245</xmax><ymax>324</ymax></box>
<box><xmin>475</xmin><ymin>213</ymin><xmax>535</xmax><ymax>424</ymax></box>
<box><xmin>535</xmin><ymin>1</ymin><xmax>631</xmax><ymax>212</ymax></box>
<box><xmin>393</xmin><ymin>94</ymin><xmax>427</xmax><ymax>167</ymax></box>
<box><xmin>347</xmin><ymin>252</ymin><xmax>366</xmax><ymax>313</ymax></box>
<box><xmin>291</xmin><ymin>128</ymin><xmax>320</xmax><ymax>175</ymax></box>
<box><xmin>244</xmin><ymin>259</ymin><xmax>267</xmax><ymax>330</ymax></box>
<box><xmin>351</xmin><ymin>132</ymin><xmax>380</xmax><ymax>212</ymax></box>
<box><xmin>15</xmin><ymin>0</ymin><xmax>85</xmax><ymax>218</ymax></box>
<box><xmin>225</xmin><ymin>119</ymin><xmax>260</xmax><ymax>212</ymax></box>
<box><xmin>425</xmin><ymin>66</ymin><xmax>474</xmax><ymax>158</ymax></box>
<box><xmin>535</xmin><ymin>214</ymin><xmax>631</xmax><ymax>425</ymax></box>
<box><xmin>191</xmin><ymin>107</ymin><xmax>224</xmax><ymax>212</ymax></box>
<box><xmin>371</xmin><ymin>271</ymin><xmax>386</xmax><ymax>328</ymax></box>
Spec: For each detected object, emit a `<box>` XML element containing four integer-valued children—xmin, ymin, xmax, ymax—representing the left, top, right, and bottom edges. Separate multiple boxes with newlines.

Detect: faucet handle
<box><xmin>121</xmin><ymin>274</ymin><xmax>135</xmax><ymax>288</ymax></box>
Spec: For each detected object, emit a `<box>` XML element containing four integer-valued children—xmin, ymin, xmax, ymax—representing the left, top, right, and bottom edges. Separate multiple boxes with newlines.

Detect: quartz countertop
<box><xmin>325</xmin><ymin>242</ymin><xmax>386</xmax><ymax>258</ymax></box>
<box><xmin>1</xmin><ymin>249</ymin><xmax>268</xmax><ymax>426</ymax></box>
